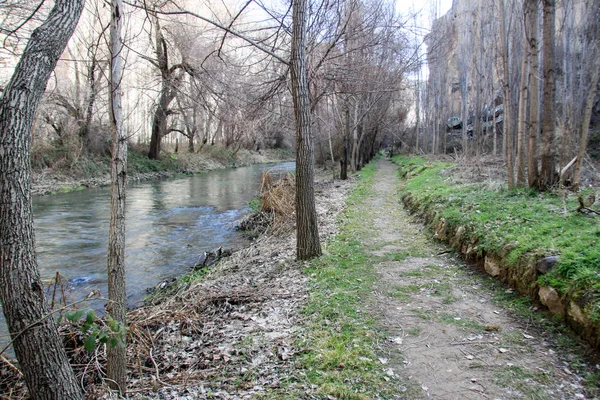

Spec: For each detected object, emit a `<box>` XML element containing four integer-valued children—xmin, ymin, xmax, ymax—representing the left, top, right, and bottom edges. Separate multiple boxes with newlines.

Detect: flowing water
<box><xmin>0</xmin><ymin>161</ymin><xmax>295</xmax><ymax>353</ymax></box>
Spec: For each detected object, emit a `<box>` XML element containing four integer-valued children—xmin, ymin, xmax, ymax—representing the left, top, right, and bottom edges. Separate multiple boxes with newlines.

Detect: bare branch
<box><xmin>124</xmin><ymin>0</ymin><xmax>289</xmax><ymax>65</ymax></box>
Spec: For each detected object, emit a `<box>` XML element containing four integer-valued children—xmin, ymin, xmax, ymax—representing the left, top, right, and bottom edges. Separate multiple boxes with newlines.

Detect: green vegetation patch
<box><xmin>438</xmin><ymin>312</ymin><xmax>483</xmax><ymax>330</ymax></box>
<box><xmin>127</xmin><ymin>149</ymin><xmax>179</xmax><ymax>174</ymax></box>
<box><xmin>493</xmin><ymin>365</ymin><xmax>553</xmax><ymax>399</ymax></box>
<box><xmin>288</xmin><ymin>164</ymin><xmax>408</xmax><ymax>399</ymax></box>
<box><xmin>392</xmin><ymin>155</ymin><xmax>600</xmax><ymax>323</ymax></box>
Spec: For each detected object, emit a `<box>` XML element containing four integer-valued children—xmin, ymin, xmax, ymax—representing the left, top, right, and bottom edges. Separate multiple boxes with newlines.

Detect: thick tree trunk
<box><xmin>148</xmin><ymin>108</ymin><xmax>166</xmax><ymax>160</ymax></box>
<box><xmin>107</xmin><ymin>0</ymin><xmax>128</xmax><ymax>394</ymax></box>
<box><xmin>291</xmin><ymin>0</ymin><xmax>321</xmax><ymax>260</ymax></box>
<box><xmin>540</xmin><ymin>0</ymin><xmax>556</xmax><ymax>188</ymax></box>
<box><xmin>147</xmin><ymin>17</ymin><xmax>177</xmax><ymax>160</ymax></box>
<box><xmin>0</xmin><ymin>0</ymin><xmax>84</xmax><ymax>398</ymax></box>
<box><xmin>572</xmin><ymin>62</ymin><xmax>599</xmax><ymax>190</ymax></box>
<box><xmin>527</xmin><ymin>0</ymin><xmax>541</xmax><ymax>188</ymax></box>
<box><xmin>499</xmin><ymin>0</ymin><xmax>515</xmax><ymax>189</ymax></box>
<box><xmin>188</xmin><ymin>133</ymin><xmax>195</xmax><ymax>153</ymax></box>
<box><xmin>516</xmin><ymin>29</ymin><xmax>529</xmax><ymax>187</ymax></box>
<box><xmin>80</xmin><ymin>56</ymin><xmax>98</xmax><ymax>150</ymax></box>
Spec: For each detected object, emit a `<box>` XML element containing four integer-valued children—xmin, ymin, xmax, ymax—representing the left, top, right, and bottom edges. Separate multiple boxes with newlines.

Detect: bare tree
<box><xmin>291</xmin><ymin>0</ymin><xmax>321</xmax><ymax>260</ymax></box>
<box><xmin>572</xmin><ymin>0</ymin><xmax>600</xmax><ymax>190</ymax></box>
<box><xmin>498</xmin><ymin>0</ymin><xmax>515</xmax><ymax>188</ymax></box>
<box><xmin>147</xmin><ymin>14</ymin><xmax>188</xmax><ymax>159</ymax></box>
<box><xmin>516</xmin><ymin>0</ymin><xmax>530</xmax><ymax>186</ymax></box>
<box><xmin>0</xmin><ymin>0</ymin><xmax>84</xmax><ymax>397</ymax></box>
<box><xmin>526</xmin><ymin>0</ymin><xmax>541</xmax><ymax>188</ymax></box>
<box><xmin>539</xmin><ymin>0</ymin><xmax>556</xmax><ymax>188</ymax></box>
<box><xmin>107</xmin><ymin>0</ymin><xmax>127</xmax><ymax>393</ymax></box>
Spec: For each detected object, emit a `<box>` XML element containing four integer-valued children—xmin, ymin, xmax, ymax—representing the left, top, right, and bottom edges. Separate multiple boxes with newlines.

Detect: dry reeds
<box><xmin>259</xmin><ymin>171</ymin><xmax>295</xmax><ymax>234</ymax></box>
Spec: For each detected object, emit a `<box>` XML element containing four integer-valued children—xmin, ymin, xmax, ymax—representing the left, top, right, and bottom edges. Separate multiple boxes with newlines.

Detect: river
<box><xmin>0</xmin><ymin>161</ymin><xmax>295</xmax><ymax>352</ymax></box>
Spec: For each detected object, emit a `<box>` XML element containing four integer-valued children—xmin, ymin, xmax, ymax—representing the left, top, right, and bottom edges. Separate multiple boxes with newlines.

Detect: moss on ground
<box><xmin>391</xmin><ymin>155</ymin><xmax>600</xmax><ymax>326</ymax></box>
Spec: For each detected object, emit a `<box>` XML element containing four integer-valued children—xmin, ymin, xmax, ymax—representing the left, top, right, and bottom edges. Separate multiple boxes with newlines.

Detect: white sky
<box><xmin>396</xmin><ymin>0</ymin><xmax>453</xmax><ymax>32</ymax></box>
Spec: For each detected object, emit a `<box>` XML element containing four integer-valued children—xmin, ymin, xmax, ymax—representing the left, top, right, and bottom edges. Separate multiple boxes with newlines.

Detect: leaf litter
<box><xmin>0</xmin><ymin>171</ymin><xmax>353</xmax><ymax>399</ymax></box>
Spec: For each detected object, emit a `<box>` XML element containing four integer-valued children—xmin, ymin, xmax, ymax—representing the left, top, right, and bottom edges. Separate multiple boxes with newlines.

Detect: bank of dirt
<box><xmin>57</xmin><ymin>170</ymin><xmax>350</xmax><ymax>399</ymax></box>
<box><xmin>367</xmin><ymin>159</ymin><xmax>598</xmax><ymax>399</ymax></box>
<box><xmin>31</xmin><ymin>148</ymin><xmax>291</xmax><ymax>196</ymax></box>
<box><xmin>4</xmin><ymin>159</ymin><xmax>599</xmax><ymax>399</ymax></box>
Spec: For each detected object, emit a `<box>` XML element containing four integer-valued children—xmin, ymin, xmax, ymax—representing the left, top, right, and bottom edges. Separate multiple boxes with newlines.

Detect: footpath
<box><xmin>364</xmin><ymin>159</ymin><xmax>594</xmax><ymax>399</ymax></box>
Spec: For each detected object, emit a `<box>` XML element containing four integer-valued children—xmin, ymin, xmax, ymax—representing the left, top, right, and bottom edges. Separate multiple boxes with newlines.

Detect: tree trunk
<box><xmin>461</xmin><ymin>74</ymin><xmax>469</xmax><ymax>154</ymax></box>
<box><xmin>499</xmin><ymin>0</ymin><xmax>515</xmax><ymax>189</ymax></box>
<box><xmin>527</xmin><ymin>0</ymin><xmax>541</xmax><ymax>188</ymax></box>
<box><xmin>148</xmin><ymin>107</ymin><xmax>166</xmax><ymax>160</ymax></box>
<box><xmin>0</xmin><ymin>0</ymin><xmax>84</xmax><ymax>398</ymax></box>
<box><xmin>290</xmin><ymin>0</ymin><xmax>322</xmax><ymax>260</ymax></box>
<box><xmin>540</xmin><ymin>0</ymin><xmax>556</xmax><ymax>188</ymax></box>
<box><xmin>327</xmin><ymin>99</ymin><xmax>336</xmax><ymax>176</ymax></box>
<box><xmin>107</xmin><ymin>0</ymin><xmax>128</xmax><ymax>394</ymax></box>
<box><xmin>516</xmin><ymin>20</ymin><xmax>529</xmax><ymax>187</ymax></box>
<box><xmin>415</xmin><ymin>78</ymin><xmax>421</xmax><ymax>153</ymax></box>
<box><xmin>493</xmin><ymin>109</ymin><xmax>498</xmax><ymax>156</ymax></box>
<box><xmin>572</xmin><ymin>62</ymin><xmax>599</xmax><ymax>190</ymax></box>
<box><xmin>351</xmin><ymin>101</ymin><xmax>359</xmax><ymax>170</ymax></box>
<box><xmin>80</xmin><ymin>55</ymin><xmax>98</xmax><ymax>150</ymax></box>
<box><xmin>340</xmin><ymin>103</ymin><xmax>350</xmax><ymax>180</ymax></box>
<box><xmin>147</xmin><ymin>16</ymin><xmax>177</xmax><ymax>160</ymax></box>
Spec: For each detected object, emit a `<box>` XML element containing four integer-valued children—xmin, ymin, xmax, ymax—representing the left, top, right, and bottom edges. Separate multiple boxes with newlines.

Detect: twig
<box><xmin>449</xmin><ymin>340</ymin><xmax>496</xmax><ymax>346</ymax></box>
<box><xmin>0</xmin><ymin>354</ymin><xmax>22</xmax><ymax>376</ymax></box>
<box><xmin>0</xmin><ymin>295</ymin><xmax>106</xmax><ymax>356</ymax></box>
<box><xmin>149</xmin><ymin>347</ymin><xmax>171</xmax><ymax>388</ymax></box>
<box><xmin>577</xmin><ymin>195</ymin><xmax>600</xmax><ymax>216</ymax></box>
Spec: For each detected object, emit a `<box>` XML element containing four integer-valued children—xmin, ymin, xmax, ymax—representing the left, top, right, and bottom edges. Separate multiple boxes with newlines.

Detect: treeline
<box><xmin>423</xmin><ymin>0</ymin><xmax>599</xmax><ymax>190</ymax></box>
<box><xmin>0</xmin><ymin>0</ymin><xmax>419</xmax><ymax>397</ymax></box>
<box><xmin>1</xmin><ymin>0</ymin><xmax>415</xmax><ymax>177</ymax></box>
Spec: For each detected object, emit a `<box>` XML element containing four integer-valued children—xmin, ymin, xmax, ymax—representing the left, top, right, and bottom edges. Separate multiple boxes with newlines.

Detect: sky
<box><xmin>396</xmin><ymin>0</ymin><xmax>453</xmax><ymax>31</ymax></box>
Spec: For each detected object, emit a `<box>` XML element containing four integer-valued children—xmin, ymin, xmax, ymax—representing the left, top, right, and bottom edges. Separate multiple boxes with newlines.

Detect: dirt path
<box><xmin>365</xmin><ymin>160</ymin><xmax>594</xmax><ymax>399</ymax></box>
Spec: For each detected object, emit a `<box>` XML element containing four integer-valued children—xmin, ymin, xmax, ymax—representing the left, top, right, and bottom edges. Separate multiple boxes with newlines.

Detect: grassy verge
<box><xmin>391</xmin><ymin>155</ymin><xmax>600</xmax><ymax>328</ymax></box>
<box><xmin>32</xmin><ymin>146</ymin><xmax>294</xmax><ymax>196</ymax></box>
<box><xmin>275</xmin><ymin>164</ymin><xmax>407</xmax><ymax>399</ymax></box>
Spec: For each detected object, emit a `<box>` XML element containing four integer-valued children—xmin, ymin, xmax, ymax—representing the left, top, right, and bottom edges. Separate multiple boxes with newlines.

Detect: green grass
<box><xmin>438</xmin><ymin>312</ymin><xmax>483</xmax><ymax>330</ymax></box>
<box><xmin>493</xmin><ymin>365</ymin><xmax>552</xmax><ymax>399</ymax></box>
<box><xmin>407</xmin><ymin>327</ymin><xmax>422</xmax><ymax>336</ymax></box>
<box><xmin>392</xmin><ymin>155</ymin><xmax>600</xmax><ymax>323</ymax></box>
<box><xmin>276</xmin><ymin>163</ymin><xmax>411</xmax><ymax>399</ymax></box>
<box><xmin>127</xmin><ymin>149</ymin><xmax>179</xmax><ymax>174</ymax></box>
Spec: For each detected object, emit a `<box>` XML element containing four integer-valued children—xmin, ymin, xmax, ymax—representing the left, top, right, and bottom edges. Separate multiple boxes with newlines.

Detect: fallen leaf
<box><xmin>391</xmin><ymin>336</ymin><xmax>403</xmax><ymax>345</ymax></box>
<box><xmin>523</xmin><ymin>333</ymin><xmax>535</xmax><ymax>339</ymax></box>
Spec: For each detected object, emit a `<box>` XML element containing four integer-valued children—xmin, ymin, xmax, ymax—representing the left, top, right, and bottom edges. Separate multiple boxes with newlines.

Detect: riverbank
<box><xmin>118</xmin><ymin>169</ymin><xmax>355</xmax><ymax>398</ymax></box>
<box><xmin>118</xmin><ymin>159</ymin><xmax>598</xmax><ymax>398</ymax></box>
<box><xmin>0</xmin><ymin>166</ymin><xmax>353</xmax><ymax>398</ymax></box>
<box><xmin>4</xmin><ymin>157</ymin><xmax>600</xmax><ymax>398</ymax></box>
<box><xmin>31</xmin><ymin>146</ymin><xmax>293</xmax><ymax>196</ymax></box>
<box><xmin>393</xmin><ymin>155</ymin><xmax>600</xmax><ymax>351</ymax></box>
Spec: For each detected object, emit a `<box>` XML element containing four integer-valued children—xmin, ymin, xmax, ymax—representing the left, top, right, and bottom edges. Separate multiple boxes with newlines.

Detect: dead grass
<box><xmin>0</xmin><ymin>168</ymin><xmax>353</xmax><ymax>399</ymax></box>
<box><xmin>260</xmin><ymin>171</ymin><xmax>295</xmax><ymax>234</ymax></box>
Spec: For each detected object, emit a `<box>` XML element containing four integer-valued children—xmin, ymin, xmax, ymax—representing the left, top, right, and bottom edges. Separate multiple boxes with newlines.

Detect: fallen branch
<box><xmin>560</xmin><ymin>156</ymin><xmax>577</xmax><ymax>183</ymax></box>
<box><xmin>577</xmin><ymin>195</ymin><xmax>600</xmax><ymax>216</ymax></box>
